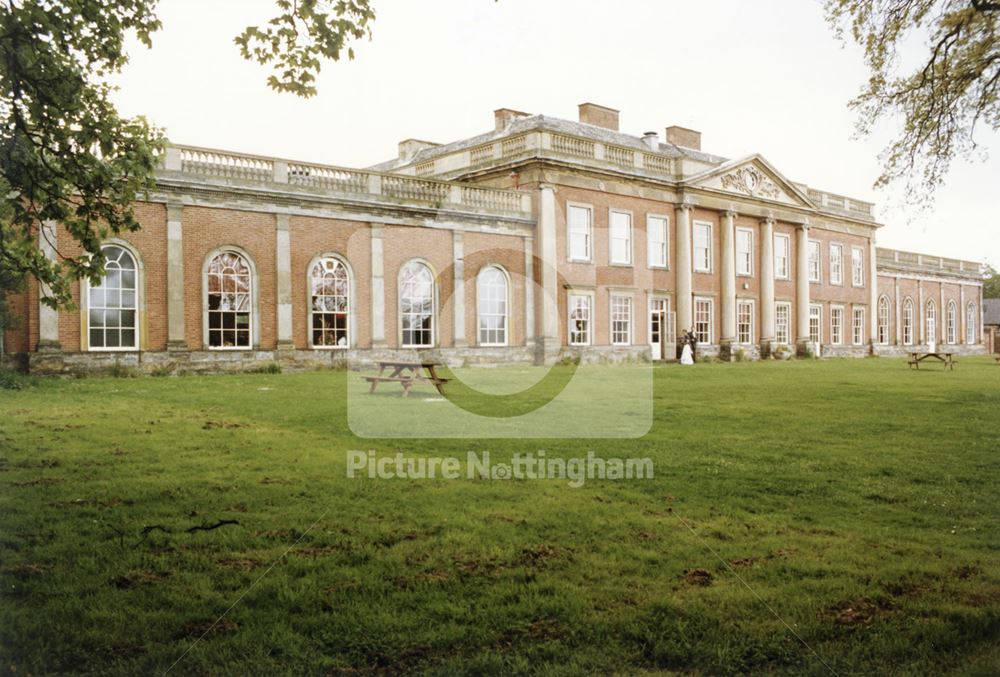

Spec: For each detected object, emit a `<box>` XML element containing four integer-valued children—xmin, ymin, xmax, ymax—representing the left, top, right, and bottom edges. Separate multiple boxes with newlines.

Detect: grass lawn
<box><xmin>0</xmin><ymin>357</ymin><xmax>998</xmax><ymax>675</ymax></box>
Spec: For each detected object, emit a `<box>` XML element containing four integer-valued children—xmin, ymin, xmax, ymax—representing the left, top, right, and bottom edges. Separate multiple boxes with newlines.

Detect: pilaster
<box><xmin>452</xmin><ymin>230</ymin><xmax>466</xmax><ymax>347</ymax></box>
<box><xmin>370</xmin><ymin>224</ymin><xmax>386</xmax><ymax>347</ymax></box>
<box><xmin>275</xmin><ymin>213</ymin><xmax>293</xmax><ymax>350</ymax></box>
<box><xmin>38</xmin><ymin>221</ymin><xmax>60</xmax><ymax>351</ymax></box>
<box><xmin>674</xmin><ymin>204</ymin><xmax>693</xmax><ymax>336</ymax></box>
<box><xmin>795</xmin><ymin>223</ymin><xmax>811</xmax><ymax>356</ymax></box>
<box><xmin>719</xmin><ymin>208</ymin><xmax>737</xmax><ymax>360</ymax></box>
<box><xmin>759</xmin><ymin>217</ymin><xmax>775</xmax><ymax>357</ymax></box>
<box><xmin>537</xmin><ymin>185</ymin><xmax>560</xmax><ymax>364</ymax></box>
<box><xmin>166</xmin><ymin>204</ymin><xmax>186</xmax><ymax>350</ymax></box>
<box><xmin>524</xmin><ymin>235</ymin><xmax>535</xmax><ymax>345</ymax></box>
<box><xmin>868</xmin><ymin>238</ymin><xmax>878</xmax><ymax>345</ymax></box>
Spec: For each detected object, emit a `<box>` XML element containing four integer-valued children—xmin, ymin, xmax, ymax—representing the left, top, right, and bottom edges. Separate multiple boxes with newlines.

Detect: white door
<box><xmin>649</xmin><ymin>298</ymin><xmax>668</xmax><ymax>360</ymax></box>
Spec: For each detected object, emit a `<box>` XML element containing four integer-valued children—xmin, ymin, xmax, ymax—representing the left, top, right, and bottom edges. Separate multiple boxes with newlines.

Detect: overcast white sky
<box><xmin>111</xmin><ymin>0</ymin><xmax>998</xmax><ymax>267</ymax></box>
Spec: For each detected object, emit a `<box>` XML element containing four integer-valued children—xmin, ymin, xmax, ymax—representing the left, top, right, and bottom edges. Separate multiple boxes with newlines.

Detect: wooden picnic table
<box><xmin>907</xmin><ymin>351</ymin><xmax>956</xmax><ymax>371</ymax></box>
<box><xmin>364</xmin><ymin>360</ymin><xmax>450</xmax><ymax>396</ymax></box>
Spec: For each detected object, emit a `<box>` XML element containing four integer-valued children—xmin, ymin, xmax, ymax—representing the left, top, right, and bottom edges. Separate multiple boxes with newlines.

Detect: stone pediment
<box><xmin>687</xmin><ymin>155</ymin><xmax>815</xmax><ymax>208</ymax></box>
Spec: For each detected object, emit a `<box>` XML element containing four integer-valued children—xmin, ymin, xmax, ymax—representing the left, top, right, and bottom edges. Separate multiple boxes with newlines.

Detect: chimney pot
<box><xmin>642</xmin><ymin>131</ymin><xmax>659</xmax><ymax>150</ymax></box>
<box><xmin>578</xmin><ymin>102</ymin><xmax>620</xmax><ymax>131</ymax></box>
<box><xmin>665</xmin><ymin>125</ymin><xmax>701</xmax><ymax>151</ymax></box>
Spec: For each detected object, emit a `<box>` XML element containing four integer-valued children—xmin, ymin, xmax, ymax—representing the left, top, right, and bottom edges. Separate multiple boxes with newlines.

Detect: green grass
<box><xmin>0</xmin><ymin>357</ymin><xmax>998</xmax><ymax>675</ymax></box>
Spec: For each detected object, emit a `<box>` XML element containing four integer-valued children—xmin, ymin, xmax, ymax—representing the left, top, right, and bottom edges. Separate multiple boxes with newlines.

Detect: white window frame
<box><xmin>925</xmin><ymin>300</ymin><xmax>936</xmax><ymax>344</ymax></box>
<box><xmin>308</xmin><ymin>254</ymin><xmax>352</xmax><ymax>350</ymax></box>
<box><xmin>399</xmin><ymin>259</ymin><xmax>436</xmax><ymax>348</ymax></box>
<box><xmin>877</xmin><ymin>296</ymin><xmax>891</xmax><ymax>345</ymax></box>
<box><xmin>903</xmin><ymin>298</ymin><xmax>914</xmax><ymax>345</ymax></box>
<box><xmin>566</xmin><ymin>203</ymin><xmax>593</xmax><ymax>262</ymax></box>
<box><xmin>610</xmin><ymin>293</ymin><xmax>633</xmax><ymax>346</ymax></box>
<box><xmin>694</xmin><ymin>297</ymin><xmax>713</xmax><ymax>344</ymax></box>
<box><xmin>204</xmin><ymin>248</ymin><xmax>256</xmax><ymax>351</ymax></box>
<box><xmin>609</xmin><ymin>209</ymin><xmax>633</xmax><ymax>266</ymax></box>
<box><xmin>735</xmin><ymin>227</ymin><xmax>753</xmax><ymax>276</ymax></box>
<box><xmin>852</xmin><ymin>307</ymin><xmax>865</xmax><ymax>346</ymax></box>
<box><xmin>851</xmin><ymin>246</ymin><xmax>865</xmax><ymax>287</ymax></box>
<box><xmin>809</xmin><ymin>304</ymin><xmax>822</xmax><ymax>344</ymax></box>
<box><xmin>693</xmin><ymin>221</ymin><xmax>713</xmax><ymax>273</ymax></box>
<box><xmin>945</xmin><ymin>301</ymin><xmax>957</xmax><ymax>345</ymax></box>
<box><xmin>774</xmin><ymin>233</ymin><xmax>790</xmax><ymax>280</ymax></box>
<box><xmin>86</xmin><ymin>243</ymin><xmax>140</xmax><ymax>352</ymax></box>
<box><xmin>477</xmin><ymin>265</ymin><xmax>510</xmax><ymax>347</ymax></box>
<box><xmin>568</xmin><ymin>292</ymin><xmax>593</xmax><ymax>346</ymax></box>
<box><xmin>830</xmin><ymin>305</ymin><xmax>844</xmax><ymax>345</ymax></box>
<box><xmin>775</xmin><ymin>302</ymin><xmax>791</xmax><ymax>345</ymax></box>
<box><xmin>737</xmin><ymin>299</ymin><xmax>754</xmax><ymax>344</ymax></box>
<box><xmin>966</xmin><ymin>302</ymin><xmax>977</xmax><ymax>344</ymax></box>
<box><xmin>829</xmin><ymin>243</ymin><xmax>843</xmax><ymax>286</ymax></box>
<box><xmin>808</xmin><ymin>240</ymin><xmax>821</xmax><ymax>283</ymax></box>
<box><xmin>646</xmin><ymin>214</ymin><xmax>669</xmax><ymax>269</ymax></box>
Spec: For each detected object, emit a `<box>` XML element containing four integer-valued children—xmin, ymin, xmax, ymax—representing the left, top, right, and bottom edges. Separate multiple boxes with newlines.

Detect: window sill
<box><xmin>311</xmin><ymin>345</ymin><xmax>349</xmax><ymax>350</ymax></box>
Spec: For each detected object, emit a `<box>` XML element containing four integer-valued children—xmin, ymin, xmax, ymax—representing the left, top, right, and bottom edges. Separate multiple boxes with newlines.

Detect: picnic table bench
<box><xmin>907</xmin><ymin>351</ymin><xmax>956</xmax><ymax>371</ymax></box>
<box><xmin>364</xmin><ymin>360</ymin><xmax>450</xmax><ymax>396</ymax></box>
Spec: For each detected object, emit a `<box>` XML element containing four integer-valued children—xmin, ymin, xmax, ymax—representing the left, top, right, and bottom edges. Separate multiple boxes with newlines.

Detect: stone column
<box><xmin>275</xmin><ymin>214</ymin><xmax>293</xmax><ymax>350</ymax></box>
<box><xmin>719</xmin><ymin>209</ymin><xmax>737</xmax><ymax>359</ymax></box>
<box><xmin>452</xmin><ymin>230</ymin><xmax>466</xmax><ymax>347</ymax></box>
<box><xmin>759</xmin><ymin>217</ymin><xmax>775</xmax><ymax>357</ymax></box>
<box><xmin>524</xmin><ymin>235</ymin><xmax>535</xmax><ymax>346</ymax></box>
<box><xmin>166</xmin><ymin>204</ymin><xmax>186</xmax><ymax>351</ymax></box>
<box><xmin>674</xmin><ymin>204</ymin><xmax>693</xmax><ymax>337</ymax></box>
<box><xmin>38</xmin><ymin>221</ymin><xmax>60</xmax><ymax>351</ymax></box>
<box><xmin>537</xmin><ymin>184</ymin><xmax>559</xmax><ymax>364</ymax></box>
<box><xmin>868</xmin><ymin>239</ymin><xmax>878</xmax><ymax>345</ymax></box>
<box><xmin>370</xmin><ymin>224</ymin><xmax>386</xmax><ymax>348</ymax></box>
<box><xmin>795</xmin><ymin>224</ymin><xmax>811</xmax><ymax>355</ymax></box>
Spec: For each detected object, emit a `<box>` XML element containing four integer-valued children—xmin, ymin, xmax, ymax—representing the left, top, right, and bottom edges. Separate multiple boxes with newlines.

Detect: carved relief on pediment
<box><xmin>719</xmin><ymin>165</ymin><xmax>782</xmax><ymax>200</ymax></box>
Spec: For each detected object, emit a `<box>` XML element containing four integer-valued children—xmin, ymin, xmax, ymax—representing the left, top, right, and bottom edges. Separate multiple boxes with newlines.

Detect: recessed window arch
<box><xmin>946</xmin><ymin>300</ymin><xmax>957</xmax><ymax>344</ymax></box>
<box><xmin>309</xmin><ymin>255</ymin><xmax>351</xmax><ymax>349</ymax></box>
<box><xmin>399</xmin><ymin>260</ymin><xmax>435</xmax><ymax>348</ymax></box>
<box><xmin>925</xmin><ymin>299</ymin><xmax>936</xmax><ymax>344</ymax></box>
<box><xmin>877</xmin><ymin>295</ymin><xmax>891</xmax><ymax>345</ymax></box>
<box><xmin>903</xmin><ymin>297</ymin><xmax>914</xmax><ymax>345</ymax></box>
<box><xmin>966</xmin><ymin>302</ymin><xmax>977</xmax><ymax>344</ymax></box>
<box><xmin>205</xmin><ymin>249</ymin><xmax>254</xmax><ymax>350</ymax></box>
<box><xmin>477</xmin><ymin>265</ymin><xmax>509</xmax><ymax>346</ymax></box>
<box><xmin>86</xmin><ymin>243</ymin><xmax>139</xmax><ymax>351</ymax></box>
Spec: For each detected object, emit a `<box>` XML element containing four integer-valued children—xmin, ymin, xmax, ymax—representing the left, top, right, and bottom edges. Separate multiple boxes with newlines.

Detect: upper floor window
<box><xmin>477</xmin><ymin>266</ymin><xmax>508</xmax><ymax>346</ymax></box>
<box><xmin>609</xmin><ymin>210</ymin><xmax>632</xmax><ymax>265</ymax></box>
<box><xmin>851</xmin><ymin>247</ymin><xmax>865</xmax><ymax>287</ymax></box>
<box><xmin>400</xmin><ymin>261</ymin><xmax>434</xmax><ymax>347</ymax></box>
<box><xmin>774</xmin><ymin>233</ymin><xmax>790</xmax><ymax>279</ymax></box>
<box><xmin>830</xmin><ymin>244</ymin><xmax>843</xmax><ymax>285</ymax></box>
<box><xmin>569</xmin><ymin>293</ymin><xmax>592</xmax><ymax>346</ymax></box>
<box><xmin>610</xmin><ymin>295</ymin><xmax>633</xmax><ymax>345</ymax></box>
<box><xmin>903</xmin><ymin>298</ymin><xmax>914</xmax><ymax>345</ymax></box>
<box><xmin>87</xmin><ymin>244</ymin><xmax>138</xmax><ymax>351</ymax></box>
<box><xmin>853</xmin><ymin>307</ymin><xmax>865</xmax><ymax>345</ymax></box>
<box><xmin>808</xmin><ymin>240</ymin><xmax>821</xmax><ymax>282</ymax></box>
<box><xmin>567</xmin><ymin>204</ymin><xmax>592</xmax><ymax>261</ymax></box>
<box><xmin>736</xmin><ymin>228</ymin><xmax>753</xmax><ymax>276</ymax></box>
<box><xmin>946</xmin><ymin>301</ymin><xmax>957</xmax><ymax>344</ymax></box>
<box><xmin>310</xmin><ymin>257</ymin><xmax>349</xmax><ymax>349</ymax></box>
<box><xmin>737</xmin><ymin>300</ymin><xmax>753</xmax><ymax>343</ymax></box>
<box><xmin>966</xmin><ymin>302</ymin><xmax>977</xmax><ymax>344</ymax></box>
<box><xmin>693</xmin><ymin>222</ymin><xmax>712</xmax><ymax>273</ymax></box>
<box><xmin>207</xmin><ymin>251</ymin><xmax>252</xmax><ymax>349</ymax></box>
<box><xmin>877</xmin><ymin>296</ymin><xmax>891</xmax><ymax>345</ymax></box>
<box><xmin>647</xmin><ymin>215</ymin><xmax>668</xmax><ymax>268</ymax></box>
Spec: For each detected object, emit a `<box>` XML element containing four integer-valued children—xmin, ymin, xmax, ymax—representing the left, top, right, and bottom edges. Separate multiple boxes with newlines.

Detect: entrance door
<box><xmin>649</xmin><ymin>298</ymin><xmax>668</xmax><ymax>360</ymax></box>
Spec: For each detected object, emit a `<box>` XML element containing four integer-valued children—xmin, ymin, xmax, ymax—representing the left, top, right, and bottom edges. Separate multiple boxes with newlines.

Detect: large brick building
<box><xmin>3</xmin><ymin>103</ymin><xmax>988</xmax><ymax>373</ymax></box>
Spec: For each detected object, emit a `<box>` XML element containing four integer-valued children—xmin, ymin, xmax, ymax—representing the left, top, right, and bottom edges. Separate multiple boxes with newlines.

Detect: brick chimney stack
<box><xmin>578</xmin><ymin>103</ymin><xmax>620</xmax><ymax>131</ymax></box>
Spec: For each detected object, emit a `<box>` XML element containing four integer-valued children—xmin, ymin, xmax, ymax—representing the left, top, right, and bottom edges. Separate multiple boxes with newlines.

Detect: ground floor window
<box><xmin>610</xmin><ymin>295</ymin><xmax>632</xmax><ymax>345</ymax></box>
<box><xmin>946</xmin><ymin>301</ymin><xmax>957</xmax><ymax>344</ymax></box>
<box><xmin>400</xmin><ymin>261</ymin><xmax>434</xmax><ymax>347</ymax></box>
<box><xmin>775</xmin><ymin>303</ymin><xmax>790</xmax><ymax>345</ymax></box>
<box><xmin>831</xmin><ymin>306</ymin><xmax>844</xmax><ymax>345</ymax></box>
<box><xmin>809</xmin><ymin>305</ymin><xmax>822</xmax><ymax>344</ymax></box>
<box><xmin>207</xmin><ymin>251</ymin><xmax>252</xmax><ymax>349</ymax></box>
<box><xmin>694</xmin><ymin>298</ymin><xmax>712</xmax><ymax>344</ymax></box>
<box><xmin>966</xmin><ymin>302</ymin><xmax>977</xmax><ymax>344</ymax></box>
<box><xmin>569</xmin><ymin>294</ymin><xmax>591</xmax><ymax>346</ymax></box>
<box><xmin>737</xmin><ymin>300</ymin><xmax>753</xmax><ymax>344</ymax></box>
<box><xmin>477</xmin><ymin>266</ymin><xmax>508</xmax><ymax>346</ymax></box>
<box><xmin>88</xmin><ymin>244</ymin><xmax>138</xmax><ymax>350</ymax></box>
<box><xmin>903</xmin><ymin>298</ymin><xmax>914</xmax><ymax>345</ymax></box>
<box><xmin>877</xmin><ymin>296</ymin><xmax>890</xmax><ymax>345</ymax></box>
<box><xmin>853</xmin><ymin>307</ymin><xmax>865</xmax><ymax>346</ymax></box>
<box><xmin>310</xmin><ymin>257</ymin><xmax>349</xmax><ymax>348</ymax></box>
<box><xmin>926</xmin><ymin>300</ymin><xmax>936</xmax><ymax>344</ymax></box>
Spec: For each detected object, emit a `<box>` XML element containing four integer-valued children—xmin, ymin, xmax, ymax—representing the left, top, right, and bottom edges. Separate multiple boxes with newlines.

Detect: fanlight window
<box><xmin>88</xmin><ymin>245</ymin><xmax>138</xmax><ymax>350</ymax></box>
<box><xmin>207</xmin><ymin>252</ymin><xmax>252</xmax><ymax>349</ymax></box>
<box><xmin>926</xmin><ymin>300</ymin><xmax>936</xmax><ymax>344</ymax></box>
<box><xmin>903</xmin><ymin>298</ymin><xmax>914</xmax><ymax>345</ymax></box>
<box><xmin>400</xmin><ymin>261</ymin><xmax>434</xmax><ymax>347</ymax></box>
<box><xmin>877</xmin><ymin>296</ymin><xmax>891</xmax><ymax>345</ymax></box>
<box><xmin>477</xmin><ymin>266</ymin><xmax>508</xmax><ymax>346</ymax></box>
<box><xmin>311</xmin><ymin>258</ymin><xmax>349</xmax><ymax>348</ymax></box>
<box><xmin>966</xmin><ymin>302</ymin><xmax>977</xmax><ymax>344</ymax></box>
<box><xmin>946</xmin><ymin>301</ymin><xmax>957</xmax><ymax>344</ymax></box>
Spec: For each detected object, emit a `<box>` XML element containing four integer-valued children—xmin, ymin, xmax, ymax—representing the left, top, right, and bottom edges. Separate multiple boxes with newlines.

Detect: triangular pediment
<box><xmin>686</xmin><ymin>155</ymin><xmax>816</xmax><ymax>208</ymax></box>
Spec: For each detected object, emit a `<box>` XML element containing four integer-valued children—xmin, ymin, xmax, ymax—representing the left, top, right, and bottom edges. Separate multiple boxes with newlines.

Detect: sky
<box><xmin>110</xmin><ymin>0</ymin><xmax>998</xmax><ymax>268</ymax></box>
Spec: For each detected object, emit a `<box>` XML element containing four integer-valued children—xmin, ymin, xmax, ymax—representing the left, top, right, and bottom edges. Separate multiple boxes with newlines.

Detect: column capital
<box><xmin>759</xmin><ymin>215</ymin><xmax>775</xmax><ymax>226</ymax></box>
<box><xmin>676</xmin><ymin>202</ymin><xmax>694</xmax><ymax>213</ymax></box>
<box><xmin>538</xmin><ymin>183</ymin><xmax>558</xmax><ymax>193</ymax></box>
<box><xmin>796</xmin><ymin>222</ymin><xmax>810</xmax><ymax>232</ymax></box>
<box><xmin>722</xmin><ymin>208</ymin><xmax>738</xmax><ymax>220</ymax></box>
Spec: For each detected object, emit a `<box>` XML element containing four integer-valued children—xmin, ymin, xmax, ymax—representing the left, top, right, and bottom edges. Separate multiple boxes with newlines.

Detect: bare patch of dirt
<box><xmin>180</xmin><ymin>618</ymin><xmax>239</xmax><ymax>639</ymax></box>
<box><xmin>9</xmin><ymin>477</ymin><xmax>63</xmax><ymax>487</ymax></box>
<box><xmin>218</xmin><ymin>557</ymin><xmax>262</xmax><ymax>571</ymax></box>
<box><xmin>496</xmin><ymin>618</ymin><xmax>562</xmax><ymax>648</ymax></box>
<box><xmin>517</xmin><ymin>544</ymin><xmax>573</xmax><ymax>566</ymax></box>
<box><xmin>259</xmin><ymin>477</ymin><xmax>291</xmax><ymax>485</ymax></box>
<box><xmin>682</xmin><ymin>568</ymin><xmax>714</xmax><ymax>586</ymax></box>
<box><xmin>1</xmin><ymin>563</ymin><xmax>50</xmax><ymax>579</ymax></box>
<box><xmin>826</xmin><ymin>597</ymin><xmax>895</xmax><ymax>625</ymax></box>
<box><xmin>202</xmin><ymin>420</ymin><xmax>245</xmax><ymax>430</ymax></box>
<box><xmin>110</xmin><ymin>570</ymin><xmax>168</xmax><ymax>589</ymax></box>
<box><xmin>949</xmin><ymin>565</ymin><xmax>982</xmax><ymax>580</ymax></box>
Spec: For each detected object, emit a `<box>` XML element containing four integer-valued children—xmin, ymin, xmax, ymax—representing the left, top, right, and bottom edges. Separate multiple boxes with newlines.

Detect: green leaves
<box><xmin>235</xmin><ymin>0</ymin><xmax>376</xmax><ymax>97</ymax></box>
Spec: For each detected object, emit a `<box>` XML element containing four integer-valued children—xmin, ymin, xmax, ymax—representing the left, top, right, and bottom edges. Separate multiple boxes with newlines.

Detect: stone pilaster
<box><xmin>38</xmin><ymin>221</ymin><xmax>60</xmax><ymax>351</ymax></box>
<box><xmin>370</xmin><ymin>224</ymin><xmax>386</xmax><ymax>347</ymax></box>
<box><xmin>759</xmin><ymin>217</ymin><xmax>775</xmax><ymax>357</ymax></box>
<box><xmin>719</xmin><ymin>209</ymin><xmax>737</xmax><ymax>360</ymax></box>
<box><xmin>275</xmin><ymin>213</ymin><xmax>293</xmax><ymax>350</ymax></box>
<box><xmin>868</xmin><ymin>239</ymin><xmax>878</xmax><ymax>345</ymax></box>
<box><xmin>795</xmin><ymin>223</ymin><xmax>811</xmax><ymax>355</ymax></box>
<box><xmin>918</xmin><ymin>281</ymin><xmax>924</xmax><ymax>344</ymax></box>
<box><xmin>674</xmin><ymin>204</ymin><xmax>693</xmax><ymax>338</ymax></box>
<box><xmin>452</xmin><ymin>230</ymin><xmax>466</xmax><ymax>347</ymax></box>
<box><xmin>166</xmin><ymin>204</ymin><xmax>186</xmax><ymax>351</ymax></box>
<box><xmin>524</xmin><ymin>235</ymin><xmax>535</xmax><ymax>345</ymax></box>
<box><xmin>537</xmin><ymin>184</ymin><xmax>559</xmax><ymax>364</ymax></box>
<box><xmin>960</xmin><ymin>284</ymin><xmax>966</xmax><ymax>344</ymax></box>
<box><xmin>894</xmin><ymin>276</ymin><xmax>902</xmax><ymax>345</ymax></box>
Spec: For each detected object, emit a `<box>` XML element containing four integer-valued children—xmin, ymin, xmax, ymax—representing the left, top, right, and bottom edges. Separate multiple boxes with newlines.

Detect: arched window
<box><xmin>903</xmin><ymin>298</ymin><xmax>914</xmax><ymax>345</ymax></box>
<box><xmin>310</xmin><ymin>257</ymin><xmax>350</xmax><ymax>348</ymax></box>
<box><xmin>946</xmin><ymin>301</ymin><xmax>957</xmax><ymax>344</ymax></box>
<box><xmin>877</xmin><ymin>296</ymin><xmax>891</xmax><ymax>345</ymax></box>
<box><xmin>967</xmin><ymin>302</ymin><xmax>977</xmax><ymax>344</ymax></box>
<box><xmin>926</xmin><ymin>300</ymin><xmax>936</xmax><ymax>344</ymax></box>
<box><xmin>477</xmin><ymin>266</ymin><xmax>509</xmax><ymax>346</ymax></box>
<box><xmin>400</xmin><ymin>261</ymin><xmax>434</xmax><ymax>347</ymax></box>
<box><xmin>206</xmin><ymin>251</ymin><xmax>252</xmax><ymax>349</ymax></box>
<box><xmin>87</xmin><ymin>244</ymin><xmax>138</xmax><ymax>350</ymax></box>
